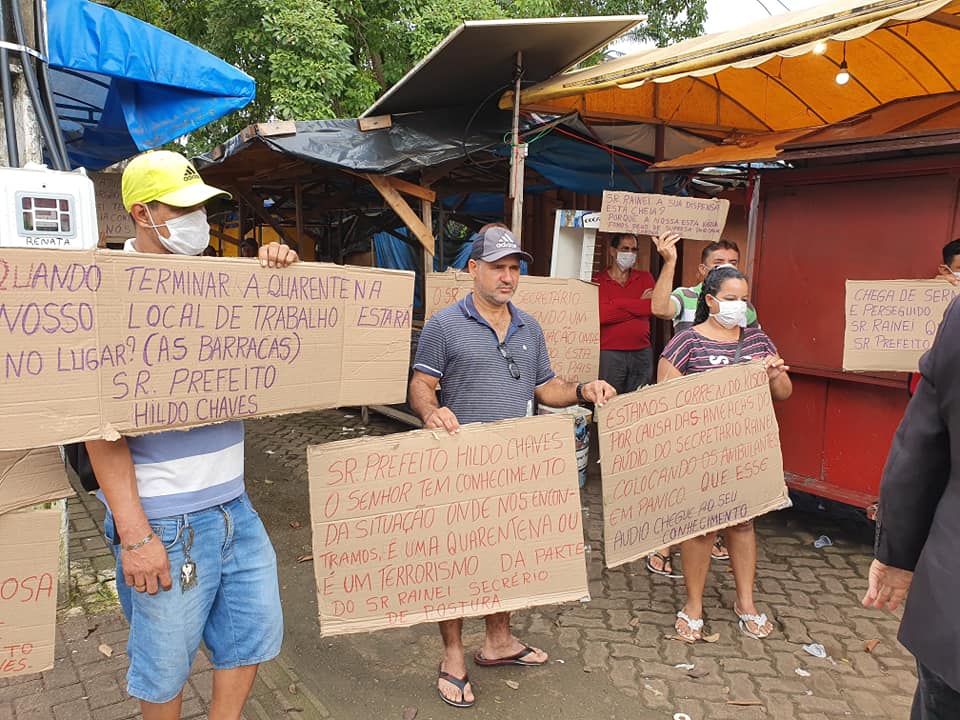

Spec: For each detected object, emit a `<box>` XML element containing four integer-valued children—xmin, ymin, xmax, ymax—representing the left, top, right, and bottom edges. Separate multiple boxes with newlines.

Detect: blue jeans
<box><xmin>913</xmin><ymin>661</ymin><xmax>960</xmax><ymax>720</ymax></box>
<box><xmin>105</xmin><ymin>493</ymin><xmax>283</xmax><ymax>703</ymax></box>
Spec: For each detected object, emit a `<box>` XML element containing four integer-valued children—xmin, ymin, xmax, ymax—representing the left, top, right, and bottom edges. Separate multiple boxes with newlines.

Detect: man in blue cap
<box><xmin>409</xmin><ymin>224</ymin><xmax>615</xmax><ymax>708</ymax></box>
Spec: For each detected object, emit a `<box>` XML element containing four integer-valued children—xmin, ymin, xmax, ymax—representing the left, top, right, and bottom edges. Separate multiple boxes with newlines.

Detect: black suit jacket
<box><xmin>876</xmin><ymin>296</ymin><xmax>960</xmax><ymax>689</ymax></box>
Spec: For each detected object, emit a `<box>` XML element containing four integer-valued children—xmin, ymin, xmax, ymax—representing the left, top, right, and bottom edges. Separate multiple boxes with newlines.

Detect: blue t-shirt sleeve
<box><xmin>413</xmin><ymin>316</ymin><xmax>446</xmax><ymax>378</ymax></box>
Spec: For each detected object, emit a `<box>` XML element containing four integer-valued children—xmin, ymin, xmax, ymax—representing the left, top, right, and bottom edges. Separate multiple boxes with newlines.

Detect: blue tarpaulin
<box><xmin>47</xmin><ymin>0</ymin><xmax>255</xmax><ymax>170</ymax></box>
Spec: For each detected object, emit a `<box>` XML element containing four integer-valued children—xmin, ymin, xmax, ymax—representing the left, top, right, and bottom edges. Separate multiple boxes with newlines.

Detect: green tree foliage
<box><xmin>110</xmin><ymin>0</ymin><xmax>706</xmax><ymax>153</ymax></box>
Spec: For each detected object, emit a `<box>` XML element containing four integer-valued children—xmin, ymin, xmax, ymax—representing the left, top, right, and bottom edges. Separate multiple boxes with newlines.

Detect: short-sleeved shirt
<box><xmin>661</xmin><ymin>326</ymin><xmax>778</xmax><ymax>376</ymax></box>
<box><xmin>670</xmin><ymin>282</ymin><xmax>759</xmax><ymax>331</ymax></box>
<box><xmin>413</xmin><ymin>293</ymin><xmax>555</xmax><ymax>424</ymax></box>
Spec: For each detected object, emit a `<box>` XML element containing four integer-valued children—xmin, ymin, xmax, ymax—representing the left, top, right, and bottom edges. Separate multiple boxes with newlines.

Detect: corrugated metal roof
<box><xmin>508</xmin><ymin>0</ymin><xmax>960</xmax><ymax>134</ymax></box>
<box><xmin>362</xmin><ymin>16</ymin><xmax>644</xmax><ymax>118</ymax></box>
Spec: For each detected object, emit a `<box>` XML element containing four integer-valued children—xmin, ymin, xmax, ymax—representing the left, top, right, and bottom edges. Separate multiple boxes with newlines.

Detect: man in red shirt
<box><xmin>593</xmin><ymin>232</ymin><xmax>656</xmax><ymax>395</ymax></box>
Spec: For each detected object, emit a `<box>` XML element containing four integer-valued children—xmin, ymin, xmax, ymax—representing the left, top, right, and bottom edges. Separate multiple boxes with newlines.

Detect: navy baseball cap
<box><xmin>469</xmin><ymin>226</ymin><xmax>534</xmax><ymax>264</ymax></box>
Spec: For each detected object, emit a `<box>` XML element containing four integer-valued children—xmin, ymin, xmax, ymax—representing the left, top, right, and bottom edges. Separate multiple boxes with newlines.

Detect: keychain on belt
<box><xmin>180</xmin><ymin>525</ymin><xmax>198</xmax><ymax>592</ymax></box>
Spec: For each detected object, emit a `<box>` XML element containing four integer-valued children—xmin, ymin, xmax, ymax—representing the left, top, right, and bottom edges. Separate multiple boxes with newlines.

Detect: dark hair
<box><xmin>700</xmin><ymin>239</ymin><xmax>741</xmax><ymax>265</ymax></box>
<box><xmin>694</xmin><ymin>266</ymin><xmax>748</xmax><ymax>324</ymax></box>
<box><xmin>943</xmin><ymin>239</ymin><xmax>960</xmax><ymax>266</ymax></box>
<box><xmin>610</xmin><ymin>233</ymin><xmax>637</xmax><ymax>249</ymax></box>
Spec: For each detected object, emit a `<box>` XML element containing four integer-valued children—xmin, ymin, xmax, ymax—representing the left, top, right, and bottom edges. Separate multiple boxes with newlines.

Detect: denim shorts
<box><xmin>105</xmin><ymin>493</ymin><xmax>283</xmax><ymax>704</ymax></box>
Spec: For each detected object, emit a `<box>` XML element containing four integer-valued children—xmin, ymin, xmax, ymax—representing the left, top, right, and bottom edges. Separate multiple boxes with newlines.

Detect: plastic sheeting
<box><xmin>47</xmin><ymin>0</ymin><xmax>255</xmax><ymax>170</ymax></box>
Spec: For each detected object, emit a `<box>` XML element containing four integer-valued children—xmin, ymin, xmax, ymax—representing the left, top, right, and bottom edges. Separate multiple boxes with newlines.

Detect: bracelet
<box><xmin>576</xmin><ymin>383</ymin><xmax>586</xmax><ymax>403</ymax></box>
<box><xmin>121</xmin><ymin>532</ymin><xmax>154</xmax><ymax>552</ymax></box>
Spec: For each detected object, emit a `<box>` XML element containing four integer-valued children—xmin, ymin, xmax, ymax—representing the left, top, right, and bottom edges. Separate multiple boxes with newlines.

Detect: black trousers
<box><xmin>599</xmin><ymin>348</ymin><xmax>653</xmax><ymax>396</ymax></box>
<box><xmin>913</xmin><ymin>661</ymin><xmax>960</xmax><ymax>720</ymax></box>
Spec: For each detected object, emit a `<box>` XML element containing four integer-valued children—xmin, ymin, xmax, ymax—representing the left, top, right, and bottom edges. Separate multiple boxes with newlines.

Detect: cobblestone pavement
<box><xmin>0</xmin><ymin>408</ymin><xmax>917</xmax><ymax>719</ymax></box>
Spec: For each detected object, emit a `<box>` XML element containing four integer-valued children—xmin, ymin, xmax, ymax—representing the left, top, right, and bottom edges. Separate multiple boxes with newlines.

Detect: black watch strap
<box><xmin>576</xmin><ymin>383</ymin><xmax>585</xmax><ymax>403</ymax></box>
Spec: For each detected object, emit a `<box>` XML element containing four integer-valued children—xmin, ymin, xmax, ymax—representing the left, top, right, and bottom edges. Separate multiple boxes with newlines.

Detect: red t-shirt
<box><xmin>592</xmin><ymin>268</ymin><xmax>655</xmax><ymax>351</ymax></box>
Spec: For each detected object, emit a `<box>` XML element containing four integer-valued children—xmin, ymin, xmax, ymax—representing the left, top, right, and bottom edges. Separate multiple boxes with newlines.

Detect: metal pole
<box><xmin>510</xmin><ymin>51</ymin><xmax>526</xmax><ymax>241</ymax></box>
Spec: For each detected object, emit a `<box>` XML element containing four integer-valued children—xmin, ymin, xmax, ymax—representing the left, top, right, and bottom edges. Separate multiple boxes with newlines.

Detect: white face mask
<box><xmin>711</xmin><ymin>299</ymin><xmax>748</xmax><ymax>329</ymax></box>
<box><xmin>145</xmin><ymin>207</ymin><xmax>210</xmax><ymax>256</ymax></box>
<box><xmin>615</xmin><ymin>251</ymin><xmax>637</xmax><ymax>271</ymax></box>
<box><xmin>953</xmin><ymin>271</ymin><xmax>960</xmax><ymax>279</ymax></box>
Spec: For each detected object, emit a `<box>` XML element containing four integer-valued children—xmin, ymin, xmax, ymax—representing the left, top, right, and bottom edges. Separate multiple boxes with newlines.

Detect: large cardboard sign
<box><xmin>0</xmin><ymin>447</ymin><xmax>73</xmax><ymax>515</ymax></box>
<box><xmin>843</xmin><ymin>280</ymin><xmax>960</xmax><ymax>372</ymax></box>
<box><xmin>0</xmin><ymin>509</ymin><xmax>60</xmax><ymax>678</ymax></box>
<box><xmin>597</xmin><ymin>362</ymin><xmax>788</xmax><ymax>568</ymax></box>
<box><xmin>0</xmin><ymin>248</ymin><xmax>414</xmax><ymax>451</ymax></box>
<box><xmin>425</xmin><ymin>272</ymin><xmax>599</xmax><ymax>382</ymax></box>
<box><xmin>307</xmin><ymin>414</ymin><xmax>588</xmax><ymax>636</ymax></box>
<box><xmin>599</xmin><ymin>191</ymin><xmax>730</xmax><ymax>242</ymax></box>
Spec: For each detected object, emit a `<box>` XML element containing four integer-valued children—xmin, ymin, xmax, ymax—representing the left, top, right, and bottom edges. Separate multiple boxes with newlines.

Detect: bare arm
<box><xmin>650</xmin><ymin>233</ymin><xmax>681</xmax><ymax>320</ymax></box>
<box><xmin>535</xmin><ymin>377</ymin><xmax>616</xmax><ymax>408</ymax></box>
<box><xmin>657</xmin><ymin>356</ymin><xmax>683</xmax><ymax>383</ymax></box>
<box><xmin>763</xmin><ymin>356</ymin><xmax>793</xmax><ymax>401</ymax></box>
<box><xmin>85</xmin><ymin>438</ymin><xmax>172</xmax><ymax>594</ymax></box>
<box><xmin>408</xmin><ymin>370</ymin><xmax>460</xmax><ymax>433</ymax></box>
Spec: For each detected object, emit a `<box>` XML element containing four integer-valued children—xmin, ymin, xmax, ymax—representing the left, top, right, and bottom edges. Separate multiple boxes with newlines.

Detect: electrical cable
<box><xmin>0</xmin><ymin>4</ymin><xmax>20</xmax><ymax>166</ymax></box>
<box><xmin>10</xmin><ymin>0</ymin><xmax>67</xmax><ymax>169</ymax></box>
<box><xmin>461</xmin><ymin>82</ymin><xmax>512</xmax><ymax>167</ymax></box>
<box><xmin>34</xmin><ymin>0</ymin><xmax>69</xmax><ymax>168</ymax></box>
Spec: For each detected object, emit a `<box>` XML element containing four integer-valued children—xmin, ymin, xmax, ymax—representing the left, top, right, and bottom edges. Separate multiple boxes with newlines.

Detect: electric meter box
<box><xmin>0</xmin><ymin>165</ymin><xmax>100</xmax><ymax>250</ymax></box>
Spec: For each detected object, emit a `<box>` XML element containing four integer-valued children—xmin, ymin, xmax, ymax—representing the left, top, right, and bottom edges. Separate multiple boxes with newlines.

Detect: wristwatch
<box><xmin>576</xmin><ymin>383</ymin><xmax>586</xmax><ymax>403</ymax></box>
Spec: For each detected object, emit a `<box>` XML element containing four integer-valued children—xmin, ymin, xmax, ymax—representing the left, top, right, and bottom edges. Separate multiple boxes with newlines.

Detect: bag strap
<box><xmin>732</xmin><ymin>327</ymin><xmax>746</xmax><ymax>364</ymax></box>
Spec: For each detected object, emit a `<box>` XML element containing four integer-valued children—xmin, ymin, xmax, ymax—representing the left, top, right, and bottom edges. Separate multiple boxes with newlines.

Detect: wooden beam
<box><xmin>345</xmin><ymin>170</ymin><xmax>436</xmax><ymax>203</ymax></box>
<box><xmin>358</xmin><ymin>115</ymin><xmax>392</xmax><ymax>131</ymax></box>
<box><xmin>227</xmin><ymin>185</ymin><xmax>297</xmax><ymax>247</ymax></box>
<box><xmin>366</xmin><ymin>174</ymin><xmax>435</xmax><ymax>255</ymax></box>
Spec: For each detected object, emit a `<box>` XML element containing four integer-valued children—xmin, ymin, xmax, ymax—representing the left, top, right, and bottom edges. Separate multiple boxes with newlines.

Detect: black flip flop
<box><xmin>646</xmin><ymin>551</ymin><xmax>683</xmax><ymax>578</ymax></box>
<box><xmin>438</xmin><ymin>666</ymin><xmax>474</xmax><ymax>708</ymax></box>
<box><xmin>474</xmin><ymin>644</ymin><xmax>547</xmax><ymax>667</ymax></box>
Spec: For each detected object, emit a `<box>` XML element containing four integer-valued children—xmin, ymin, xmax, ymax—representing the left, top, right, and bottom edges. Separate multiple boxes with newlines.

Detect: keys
<box><xmin>180</xmin><ymin>525</ymin><xmax>198</xmax><ymax>592</ymax></box>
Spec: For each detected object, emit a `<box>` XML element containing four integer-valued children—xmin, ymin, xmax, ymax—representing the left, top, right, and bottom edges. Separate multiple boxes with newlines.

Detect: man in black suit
<box><xmin>864</xmin><ymin>297</ymin><xmax>960</xmax><ymax>719</ymax></box>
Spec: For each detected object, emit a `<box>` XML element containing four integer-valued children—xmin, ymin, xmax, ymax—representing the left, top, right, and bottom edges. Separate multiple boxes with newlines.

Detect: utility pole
<box><xmin>1</xmin><ymin>0</ymin><xmax>70</xmax><ymax>609</ymax></box>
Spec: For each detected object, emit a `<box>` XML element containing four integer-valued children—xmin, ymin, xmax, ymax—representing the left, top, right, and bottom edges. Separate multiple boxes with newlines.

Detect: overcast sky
<box><xmin>703</xmin><ymin>0</ymin><xmax>826</xmax><ymax>33</ymax></box>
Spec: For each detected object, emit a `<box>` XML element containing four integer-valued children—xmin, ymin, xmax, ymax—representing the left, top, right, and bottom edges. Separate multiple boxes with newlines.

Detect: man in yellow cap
<box><xmin>86</xmin><ymin>150</ymin><xmax>297</xmax><ymax>719</ymax></box>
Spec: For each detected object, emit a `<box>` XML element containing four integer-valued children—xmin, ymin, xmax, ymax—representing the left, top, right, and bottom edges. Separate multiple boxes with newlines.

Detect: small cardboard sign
<box><xmin>597</xmin><ymin>361</ymin><xmax>787</xmax><ymax>568</ymax></box>
<box><xmin>843</xmin><ymin>280</ymin><xmax>960</xmax><ymax>372</ymax></box>
<box><xmin>0</xmin><ymin>508</ymin><xmax>60</xmax><ymax>678</ymax></box>
<box><xmin>90</xmin><ymin>172</ymin><xmax>129</xmax><ymax>245</ymax></box>
<box><xmin>599</xmin><ymin>191</ymin><xmax>729</xmax><ymax>242</ymax></box>
<box><xmin>0</xmin><ymin>447</ymin><xmax>74</xmax><ymax>515</ymax></box>
<box><xmin>425</xmin><ymin>272</ymin><xmax>599</xmax><ymax>382</ymax></box>
<box><xmin>307</xmin><ymin>414</ymin><xmax>588</xmax><ymax>636</ymax></box>
<box><xmin>0</xmin><ymin>248</ymin><xmax>414</xmax><ymax>450</ymax></box>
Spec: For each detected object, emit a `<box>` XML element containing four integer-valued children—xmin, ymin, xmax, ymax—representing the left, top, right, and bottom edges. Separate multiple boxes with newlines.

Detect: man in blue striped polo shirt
<box><xmin>85</xmin><ymin>151</ymin><xmax>298</xmax><ymax>720</ymax></box>
<box><xmin>410</xmin><ymin>225</ymin><xmax>616</xmax><ymax>709</ymax></box>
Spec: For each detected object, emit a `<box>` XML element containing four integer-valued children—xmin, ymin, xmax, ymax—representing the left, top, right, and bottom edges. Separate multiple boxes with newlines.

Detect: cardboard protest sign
<box><xmin>90</xmin><ymin>172</ymin><xmax>128</xmax><ymax>245</ymax></box>
<box><xmin>597</xmin><ymin>361</ymin><xmax>788</xmax><ymax>568</ymax></box>
<box><xmin>843</xmin><ymin>280</ymin><xmax>960</xmax><ymax>372</ymax></box>
<box><xmin>599</xmin><ymin>191</ymin><xmax>729</xmax><ymax>242</ymax></box>
<box><xmin>425</xmin><ymin>272</ymin><xmax>599</xmax><ymax>382</ymax></box>
<box><xmin>307</xmin><ymin>414</ymin><xmax>588</xmax><ymax>636</ymax></box>
<box><xmin>0</xmin><ymin>248</ymin><xmax>414</xmax><ymax>450</ymax></box>
<box><xmin>0</xmin><ymin>509</ymin><xmax>60</xmax><ymax>677</ymax></box>
<box><xmin>0</xmin><ymin>447</ymin><xmax>73</xmax><ymax>516</ymax></box>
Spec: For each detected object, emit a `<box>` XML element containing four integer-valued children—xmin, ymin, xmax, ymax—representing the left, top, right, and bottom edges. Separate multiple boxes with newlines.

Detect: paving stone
<box><xmin>51</xmin><ymin>698</ymin><xmax>92</xmax><ymax>720</ymax></box>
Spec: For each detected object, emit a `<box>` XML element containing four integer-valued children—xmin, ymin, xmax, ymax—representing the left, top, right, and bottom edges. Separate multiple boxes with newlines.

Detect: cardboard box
<box><xmin>425</xmin><ymin>272</ymin><xmax>600</xmax><ymax>382</ymax></box>
<box><xmin>0</xmin><ymin>248</ymin><xmax>415</xmax><ymax>450</ymax></box>
<box><xmin>307</xmin><ymin>414</ymin><xmax>589</xmax><ymax>636</ymax></box>
<box><xmin>0</xmin><ymin>508</ymin><xmax>60</xmax><ymax>678</ymax></box>
<box><xmin>597</xmin><ymin>361</ymin><xmax>788</xmax><ymax>568</ymax></box>
<box><xmin>0</xmin><ymin>447</ymin><xmax>73</xmax><ymax>515</ymax></box>
<box><xmin>843</xmin><ymin>279</ymin><xmax>959</xmax><ymax>372</ymax></box>
<box><xmin>599</xmin><ymin>191</ymin><xmax>730</xmax><ymax>242</ymax></box>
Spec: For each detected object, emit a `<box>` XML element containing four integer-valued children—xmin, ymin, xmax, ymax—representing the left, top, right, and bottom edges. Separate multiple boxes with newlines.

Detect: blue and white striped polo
<box><xmin>413</xmin><ymin>293</ymin><xmax>555</xmax><ymax>424</ymax></box>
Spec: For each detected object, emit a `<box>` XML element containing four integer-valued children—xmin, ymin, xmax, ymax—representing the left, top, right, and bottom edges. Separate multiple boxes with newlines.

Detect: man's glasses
<box><xmin>497</xmin><ymin>342</ymin><xmax>521</xmax><ymax>380</ymax></box>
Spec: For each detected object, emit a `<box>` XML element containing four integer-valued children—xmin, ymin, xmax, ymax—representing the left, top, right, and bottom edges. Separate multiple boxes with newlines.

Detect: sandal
<box><xmin>675</xmin><ymin>611</ymin><xmax>704</xmax><ymax>642</ymax></box>
<box><xmin>734</xmin><ymin>604</ymin><xmax>773</xmax><ymax>639</ymax></box>
<box><xmin>646</xmin><ymin>552</ymin><xmax>683</xmax><ymax>578</ymax></box>
<box><xmin>711</xmin><ymin>537</ymin><xmax>729</xmax><ymax>561</ymax></box>
<box><xmin>438</xmin><ymin>665</ymin><xmax>474</xmax><ymax>708</ymax></box>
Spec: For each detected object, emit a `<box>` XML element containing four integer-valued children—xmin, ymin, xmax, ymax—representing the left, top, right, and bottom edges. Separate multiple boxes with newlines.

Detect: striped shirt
<box><xmin>661</xmin><ymin>327</ymin><xmax>777</xmax><ymax>375</ymax></box>
<box><xmin>413</xmin><ymin>293</ymin><xmax>555</xmax><ymax>424</ymax></box>
<box><xmin>670</xmin><ymin>283</ymin><xmax>759</xmax><ymax>331</ymax></box>
<box><xmin>100</xmin><ymin>240</ymin><xmax>246</xmax><ymax>519</ymax></box>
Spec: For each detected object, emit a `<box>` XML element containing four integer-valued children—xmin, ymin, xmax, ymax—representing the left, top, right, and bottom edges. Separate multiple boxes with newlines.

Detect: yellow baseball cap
<box><xmin>121</xmin><ymin>150</ymin><xmax>231</xmax><ymax>212</ymax></box>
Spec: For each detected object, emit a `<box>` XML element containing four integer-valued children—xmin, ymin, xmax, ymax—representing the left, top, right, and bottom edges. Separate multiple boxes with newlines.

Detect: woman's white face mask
<box><xmin>145</xmin><ymin>207</ymin><xmax>210</xmax><ymax>256</ymax></box>
<box><xmin>710</xmin><ymin>299</ymin><xmax>748</xmax><ymax>329</ymax></box>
